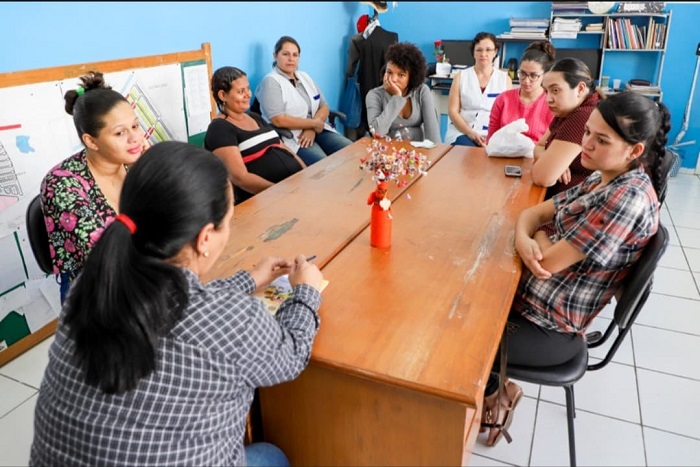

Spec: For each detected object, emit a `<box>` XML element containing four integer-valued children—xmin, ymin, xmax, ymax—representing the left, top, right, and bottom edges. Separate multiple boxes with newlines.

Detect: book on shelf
<box><xmin>509</xmin><ymin>17</ymin><xmax>549</xmax><ymax>28</ymax></box>
<box><xmin>254</xmin><ymin>275</ymin><xmax>330</xmax><ymax>316</ymax></box>
<box><xmin>606</xmin><ymin>17</ymin><xmax>666</xmax><ymax>50</ymax></box>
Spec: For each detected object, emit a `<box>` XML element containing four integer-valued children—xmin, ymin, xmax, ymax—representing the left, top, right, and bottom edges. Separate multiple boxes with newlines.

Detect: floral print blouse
<box><xmin>40</xmin><ymin>150</ymin><xmax>117</xmax><ymax>279</ymax></box>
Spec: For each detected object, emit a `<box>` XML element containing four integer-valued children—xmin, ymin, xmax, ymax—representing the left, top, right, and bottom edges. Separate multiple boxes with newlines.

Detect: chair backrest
<box><xmin>588</xmin><ymin>223</ymin><xmax>669</xmax><ymax>370</ymax></box>
<box><xmin>25</xmin><ymin>194</ymin><xmax>54</xmax><ymax>275</ymax></box>
<box><xmin>250</xmin><ymin>97</ymin><xmax>262</xmax><ymax>115</ymax></box>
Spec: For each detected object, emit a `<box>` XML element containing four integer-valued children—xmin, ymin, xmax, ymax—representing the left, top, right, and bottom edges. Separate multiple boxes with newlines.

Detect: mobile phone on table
<box><xmin>504</xmin><ymin>165</ymin><xmax>522</xmax><ymax>177</ymax></box>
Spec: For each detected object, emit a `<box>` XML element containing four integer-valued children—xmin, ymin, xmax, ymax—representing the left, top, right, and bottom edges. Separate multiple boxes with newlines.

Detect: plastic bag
<box><xmin>485</xmin><ymin>118</ymin><xmax>534</xmax><ymax>158</ymax></box>
<box><xmin>340</xmin><ymin>74</ymin><xmax>362</xmax><ymax>129</ymax></box>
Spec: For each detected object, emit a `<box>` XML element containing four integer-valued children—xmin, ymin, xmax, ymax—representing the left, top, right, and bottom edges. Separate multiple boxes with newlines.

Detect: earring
<box><xmin>203</xmin><ymin>251</ymin><xmax>209</xmax><ymax>258</ymax></box>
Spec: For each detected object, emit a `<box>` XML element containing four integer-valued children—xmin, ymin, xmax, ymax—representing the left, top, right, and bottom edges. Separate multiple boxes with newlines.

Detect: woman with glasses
<box><xmin>487</xmin><ymin>41</ymin><xmax>556</xmax><ymax>144</ymax></box>
<box><xmin>445</xmin><ymin>32</ymin><xmax>512</xmax><ymax>147</ymax></box>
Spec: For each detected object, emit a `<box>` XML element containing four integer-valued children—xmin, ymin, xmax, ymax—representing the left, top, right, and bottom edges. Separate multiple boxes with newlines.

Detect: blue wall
<box><xmin>2</xmin><ymin>1</ymin><xmax>698</xmax><ymax>169</ymax></box>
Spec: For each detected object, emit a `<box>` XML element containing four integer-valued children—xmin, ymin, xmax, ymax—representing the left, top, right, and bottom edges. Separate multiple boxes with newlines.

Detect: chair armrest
<box><xmin>328</xmin><ymin>109</ymin><xmax>347</xmax><ymax>129</ymax></box>
<box><xmin>272</xmin><ymin>126</ymin><xmax>293</xmax><ymax>140</ymax></box>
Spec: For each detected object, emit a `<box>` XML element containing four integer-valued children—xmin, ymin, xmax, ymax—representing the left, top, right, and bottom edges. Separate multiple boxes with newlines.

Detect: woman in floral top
<box><xmin>41</xmin><ymin>71</ymin><xmax>147</xmax><ymax>302</ymax></box>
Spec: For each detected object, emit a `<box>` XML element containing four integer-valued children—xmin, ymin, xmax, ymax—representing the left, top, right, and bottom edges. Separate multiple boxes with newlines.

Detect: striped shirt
<box><xmin>30</xmin><ymin>268</ymin><xmax>321</xmax><ymax>466</ymax></box>
<box><xmin>514</xmin><ymin>167</ymin><xmax>659</xmax><ymax>334</ymax></box>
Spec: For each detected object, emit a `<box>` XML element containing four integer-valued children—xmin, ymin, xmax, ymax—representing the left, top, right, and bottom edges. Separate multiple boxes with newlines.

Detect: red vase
<box><xmin>367</xmin><ymin>181</ymin><xmax>392</xmax><ymax>248</ymax></box>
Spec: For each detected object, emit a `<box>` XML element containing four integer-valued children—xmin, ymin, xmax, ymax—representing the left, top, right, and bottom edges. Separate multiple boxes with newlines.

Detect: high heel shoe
<box><xmin>481</xmin><ymin>380</ymin><xmax>523</xmax><ymax>446</ymax></box>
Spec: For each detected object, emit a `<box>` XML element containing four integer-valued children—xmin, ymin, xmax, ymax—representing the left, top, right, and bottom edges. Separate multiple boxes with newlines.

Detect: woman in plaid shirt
<box><xmin>31</xmin><ymin>141</ymin><xmax>324</xmax><ymax>466</ymax></box>
<box><xmin>481</xmin><ymin>92</ymin><xmax>671</xmax><ymax>447</ymax></box>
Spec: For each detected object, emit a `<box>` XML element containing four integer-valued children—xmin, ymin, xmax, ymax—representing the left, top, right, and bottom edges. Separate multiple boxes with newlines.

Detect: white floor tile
<box><xmin>667</xmin><ymin>226</ymin><xmax>681</xmax><ymax>246</ymax></box>
<box><xmin>660</xmin><ymin>208</ymin><xmax>672</xmax><ymax>227</ymax></box>
<box><xmin>539</xmin><ymin>360</ymin><xmax>640</xmax><ymax>423</ymax></box>
<box><xmin>636</xmin><ymin>293</ymin><xmax>700</xmax><ymax>336</ymax></box>
<box><xmin>518</xmin><ymin>380</ymin><xmax>540</xmax><ymax>400</ymax></box>
<box><xmin>669</xmin><ymin>209</ymin><xmax>700</xmax><ymax>230</ymax></box>
<box><xmin>0</xmin><ymin>394</ymin><xmax>36</xmax><ymax>467</ymax></box>
<box><xmin>644</xmin><ymin>426</ymin><xmax>700</xmax><ymax>466</ymax></box>
<box><xmin>472</xmin><ymin>396</ymin><xmax>537</xmax><ymax>467</ymax></box>
<box><xmin>685</xmin><ymin>247</ymin><xmax>700</xmax><ymax>272</ymax></box>
<box><xmin>633</xmin><ymin>325</ymin><xmax>700</xmax><ymax>380</ymax></box>
<box><xmin>467</xmin><ymin>453</ymin><xmax>512</xmax><ymax>466</ymax></box>
<box><xmin>0</xmin><ymin>376</ymin><xmax>36</xmax><ymax>419</ymax></box>
<box><xmin>529</xmin><ymin>400</ymin><xmax>645</xmax><ymax>466</ymax></box>
<box><xmin>637</xmin><ymin>368</ymin><xmax>700</xmax><ymax>439</ymax></box>
<box><xmin>676</xmin><ymin>227</ymin><xmax>700</xmax><ymax>249</ymax></box>
<box><xmin>0</xmin><ymin>336</ymin><xmax>53</xmax><ymax>389</ymax></box>
<box><xmin>666</xmin><ymin>198</ymin><xmax>700</xmax><ymax>213</ymax></box>
<box><xmin>659</xmin><ymin>245</ymin><xmax>690</xmax><ymax>270</ymax></box>
<box><xmin>652</xmin><ymin>267</ymin><xmax>700</xmax><ymax>300</ymax></box>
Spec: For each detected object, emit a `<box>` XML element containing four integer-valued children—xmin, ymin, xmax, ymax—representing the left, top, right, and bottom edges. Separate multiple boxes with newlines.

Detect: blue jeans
<box><xmin>296</xmin><ymin>129</ymin><xmax>352</xmax><ymax>166</ymax></box>
<box><xmin>59</xmin><ymin>272</ymin><xmax>72</xmax><ymax>304</ymax></box>
<box><xmin>453</xmin><ymin>134</ymin><xmax>479</xmax><ymax>147</ymax></box>
<box><xmin>244</xmin><ymin>442</ymin><xmax>290</xmax><ymax>467</ymax></box>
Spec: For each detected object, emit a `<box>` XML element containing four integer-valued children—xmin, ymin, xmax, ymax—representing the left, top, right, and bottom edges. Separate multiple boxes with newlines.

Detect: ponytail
<box><xmin>65</xmin><ymin>221</ymin><xmax>187</xmax><ymax>394</ymax></box>
<box><xmin>65</xmin><ymin>141</ymin><xmax>230</xmax><ymax>394</ymax></box>
<box><xmin>648</xmin><ymin>103</ymin><xmax>672</xmax><ymax>197</ymax></box>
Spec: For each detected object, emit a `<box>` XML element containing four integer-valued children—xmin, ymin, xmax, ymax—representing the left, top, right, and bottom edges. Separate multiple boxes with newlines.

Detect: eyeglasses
<box><xmin>517</xmin><ymin>70</ymin><xmax>543</xmax><ymax>81</ymax></box>
<box><xmin>474</xmin><ymin>47</ymin><xmax>496</xmax><ymax>54</ymax></box>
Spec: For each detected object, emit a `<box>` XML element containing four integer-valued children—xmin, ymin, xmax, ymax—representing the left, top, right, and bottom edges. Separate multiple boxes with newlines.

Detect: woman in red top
<box><xmin>531</xmin><ymin>58</ymin><xmax>600</xmax><ymax>200</ymax></box>
<box><xmin>487</xmin><ymin>41</ymin><xmax>556</xmax><ymax>145</ymax></box>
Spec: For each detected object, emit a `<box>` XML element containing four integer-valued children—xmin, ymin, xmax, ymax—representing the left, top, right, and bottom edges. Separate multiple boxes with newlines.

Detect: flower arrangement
<box><xmin>359</xmin><ymin>131</ymin><xmax>431</xmax><ymax>189</ymax></box>
<box><xmin>434</xmin><ymin>40</ymin><xmax>449</xmax><ymax>63</ymax></box>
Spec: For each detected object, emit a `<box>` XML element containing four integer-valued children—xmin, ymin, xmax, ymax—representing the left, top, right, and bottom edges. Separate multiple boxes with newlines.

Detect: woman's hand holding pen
<box><xmin>288</xmin><ymin>254</ymin><xmax>324</xmax><ymax>291</ymax></box>
<box><xmin>250</xmin><ymin>257</ymin><xmax>292</xmax><ymax>289</ymax></box>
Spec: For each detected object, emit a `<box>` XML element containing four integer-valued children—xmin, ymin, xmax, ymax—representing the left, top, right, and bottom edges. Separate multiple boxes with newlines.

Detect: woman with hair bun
<box><xmin>40</xmin><ymin>71</ymin><xmax>148</xmax><ymax>302</ymax></box>
<box><xmin>31</xmin><ymin>141</ymin><xmax>324</xmax><ymax>466</ymax></box>
<box><xmin>532</xmin><ymin>57</ymin><xmax>600</xmax><ymax>198</ymax></box>
<box><xmin>481</xmin><ymin>92</ymin><xmax>670</xmax><ymax>447</ymax></box>
<box><xmin>487</xmin><ymin>41</ymin><xmax>556</xmax><ymax>144</ymax></box>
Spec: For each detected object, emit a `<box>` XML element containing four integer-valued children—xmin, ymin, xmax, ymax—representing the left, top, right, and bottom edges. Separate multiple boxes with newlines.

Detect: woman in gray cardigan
<box><xmin>366</xmin><ymin>42</ymin><xmax>441</xmax><ymax>143</ymax></box>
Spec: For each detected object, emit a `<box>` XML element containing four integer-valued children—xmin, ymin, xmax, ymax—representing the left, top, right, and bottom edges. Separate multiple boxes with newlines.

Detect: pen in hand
<box><xmin>305</xmin><ymin>255</ymin><xmax>317</xmax><ymax>262</ymax></box>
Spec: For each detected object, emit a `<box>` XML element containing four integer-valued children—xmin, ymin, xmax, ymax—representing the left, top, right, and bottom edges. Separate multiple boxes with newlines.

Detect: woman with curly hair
<box><xmin>365</xmin><ymin>42</ymin><xmax>441</xmax><ymax>142</ymax></box>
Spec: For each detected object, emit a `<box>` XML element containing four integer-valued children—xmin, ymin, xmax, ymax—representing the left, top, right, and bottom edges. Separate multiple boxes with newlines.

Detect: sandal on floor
<box><xmin>481</xmin><ymin>380</ymin><xmax>523</xmax><ymax>446</ymax></box>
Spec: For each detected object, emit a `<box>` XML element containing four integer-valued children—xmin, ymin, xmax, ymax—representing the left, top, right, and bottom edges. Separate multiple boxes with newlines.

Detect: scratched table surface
<box><xmin>311</xmin><ymin>146</ymin><xmax>545</xmax><ymax>406</ymax></box>
<box><xmin>202</xmin><ymin>137</ymin><xmax>452</xmax><ymax>283</ymax></box>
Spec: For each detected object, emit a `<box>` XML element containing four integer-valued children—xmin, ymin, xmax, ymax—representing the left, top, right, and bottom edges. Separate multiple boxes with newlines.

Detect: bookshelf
<box><xmin>549</xmin><ymin>9</ymin><xmax>672</xmax><ymax>100</ymax></box>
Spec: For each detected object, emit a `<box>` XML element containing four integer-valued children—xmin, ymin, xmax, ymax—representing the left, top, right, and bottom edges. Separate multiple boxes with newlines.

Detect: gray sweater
<box><xmin>365</xmin><ymin>84</ymin><xmax>441</xmax><ymax>143</ymax></box>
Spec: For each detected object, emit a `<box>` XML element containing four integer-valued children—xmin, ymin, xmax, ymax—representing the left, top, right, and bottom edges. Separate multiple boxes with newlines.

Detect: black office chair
<box><xmin>249</xmin><ymin>97</ymin><xmax>346</xmax><ymax>139</ymax></box>
<box><xmin>25</xmin><ymin>194</ymin><xmax>54</xmax><ymax>275</ymax></box>
<box><xmin>506</xmin><ymin>223</ymin><xmax>669</xmax><ymax>467</ymax></box>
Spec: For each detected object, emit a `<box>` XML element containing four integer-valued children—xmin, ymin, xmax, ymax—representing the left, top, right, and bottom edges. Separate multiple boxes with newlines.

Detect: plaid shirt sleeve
<box><xmin>559</xmin><ymin>181</ymin><xmax>653</xmax><ymax>266</ymax></box>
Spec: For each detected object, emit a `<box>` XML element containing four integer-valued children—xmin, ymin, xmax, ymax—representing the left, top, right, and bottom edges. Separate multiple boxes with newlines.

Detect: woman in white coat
<box><xmin>255</xmin><ymin>36</ymin><xmax>352</xmax><ymax>166</ymax></box>
<box><xmin>445</xmin><ymin>32</ymin><xmax>512</xmax><ymax>147</ymax></box>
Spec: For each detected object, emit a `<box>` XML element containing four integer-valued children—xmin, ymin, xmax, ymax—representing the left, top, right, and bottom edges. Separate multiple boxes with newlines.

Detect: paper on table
<box><xmin>254</xmin><ymin>275</ymin><xmax>329</xmax><ymax>316</ymax></box>
<box><xmin>410</xmin><ymin>139</ymin><xmax>436</xmax><ymax>149</ymax></box>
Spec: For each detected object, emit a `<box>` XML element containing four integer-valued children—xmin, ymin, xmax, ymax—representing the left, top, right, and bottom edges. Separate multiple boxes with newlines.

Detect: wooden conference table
<box><xmin>204</xmin><ymin>138</ymin><xmax>544</xmax><ymax>465</ymax></box>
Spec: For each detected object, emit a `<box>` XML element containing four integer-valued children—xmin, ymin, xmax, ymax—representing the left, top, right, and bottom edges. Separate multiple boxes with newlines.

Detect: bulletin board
<box><xmin>0</xmin><ymin>43</ymin><xmax>216</xmax><ymax>366</ymax></box>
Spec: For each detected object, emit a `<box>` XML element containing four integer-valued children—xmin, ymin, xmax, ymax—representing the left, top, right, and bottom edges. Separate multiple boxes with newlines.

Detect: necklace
<box><xmin>86</xmin><ymin>154</ymin><xmax>123</xmax><ymax>188</ymax></box>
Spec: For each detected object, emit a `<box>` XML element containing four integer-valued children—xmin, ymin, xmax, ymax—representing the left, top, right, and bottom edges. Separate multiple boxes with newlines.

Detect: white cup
<box><xmin>613</xmin><ymin>79</ymin><xmax>622</xmax><ymax>90</ymax></box>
